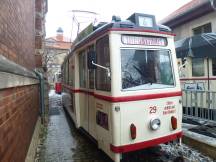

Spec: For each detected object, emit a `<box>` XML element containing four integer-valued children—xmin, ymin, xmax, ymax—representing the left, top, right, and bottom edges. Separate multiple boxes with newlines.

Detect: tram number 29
<box><xmin>149</xmin><ymin>106</ymin><xmax>157</xmax><ymax>114</ymax></box>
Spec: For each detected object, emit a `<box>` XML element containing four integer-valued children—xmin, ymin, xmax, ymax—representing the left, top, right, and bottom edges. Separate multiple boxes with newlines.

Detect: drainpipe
<box><xmin>34</xmin><ymin>70</ymin><xmax>45</xmax><ymax>124</ymax></box>
<box><xmin>207</xmin><ymin>58</ymin><xmax>210</xmax><ymax>121</ymax></box>
<box><xmin>207</xmin><ymin>58</ymin><xmax>210</xmax><ymax>91</ymax></box>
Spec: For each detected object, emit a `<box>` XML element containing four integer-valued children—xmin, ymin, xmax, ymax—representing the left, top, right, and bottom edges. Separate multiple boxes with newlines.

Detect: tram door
<box><xmin>87</xmin><ymin>46</ymin><xmax>97</xmax><ymax>138</ymax></box>
<box><xmin>79</xmin><ymin>50</ymin><xmax>90</xmax><ymax>131</ymax></box>
<box><xmin>88</xmin><ymin>68</ymin><xmax>96</xmax><ymax>138</ymax></box>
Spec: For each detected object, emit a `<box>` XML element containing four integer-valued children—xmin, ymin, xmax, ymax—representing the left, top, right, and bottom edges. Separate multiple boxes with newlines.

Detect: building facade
<box><xmin>45</xmin><ymin>28</ymin><xmax>72</xmax><ymax>85</ymax></box>
<box><xmin>162</xmin><ymin>0</ymin><xmax>216</xmax><ymax>92</ymax></box>
<box><xmin>0</xmin><ymin>0</ymin><xmax>47</xmax><ymax>161</ymax></box>
<box><xmin>35</xmin><ymin>0</ymin><xmax>48</xmax><ymax>69</ymax></box>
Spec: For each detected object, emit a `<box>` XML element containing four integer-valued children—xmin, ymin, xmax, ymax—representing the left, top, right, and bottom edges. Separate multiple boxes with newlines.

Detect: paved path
<box><xmin>39</xmin><ymin>91</ymin><xmax>111</xmax><ymax>162</ymax></box>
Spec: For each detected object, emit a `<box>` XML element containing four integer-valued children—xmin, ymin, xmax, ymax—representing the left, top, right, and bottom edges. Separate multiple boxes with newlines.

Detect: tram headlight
<box><xmin>150</xmin><ymin>118</ymin><xmax>161</xmax><ymax>130</ymax></box>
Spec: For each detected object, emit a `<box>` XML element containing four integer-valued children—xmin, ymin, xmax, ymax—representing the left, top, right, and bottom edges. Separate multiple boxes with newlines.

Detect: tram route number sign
<box><xmin>149</xmin><ymin>106</ymin><xmax>157</xmax><ymax>114</ymax></box>
<box><xmin>121</xmin><ymin>35</ymin><xmax>167</xmax><ymax>46</ymax></box>
<box><xmin>149</xmin><ymin>102</ymin><xmax>176</xmax><ymax>115</ymax></box>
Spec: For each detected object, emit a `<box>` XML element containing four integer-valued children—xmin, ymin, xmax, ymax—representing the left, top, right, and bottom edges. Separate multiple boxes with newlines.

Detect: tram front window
<box><xmin>121</xmin><ymin>49</ymin><xmax>174</xmax><ymax>90</ymax></box>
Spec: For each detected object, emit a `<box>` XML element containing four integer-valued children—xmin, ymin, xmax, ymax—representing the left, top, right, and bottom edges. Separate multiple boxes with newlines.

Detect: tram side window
<box><xmin>64</xmin><ymin>61</ymin><xmax>69</xmax><ymax>84</ymax></box>
<box><xmin>96</xmin><ymin>35</ymin><xmax>111</xmax><ymax>91</ymax></box>
<box><xmin>69</xmin><ymin>58</ymin><xmax>74</xmax><ymax>86</ymax></box>
<box><xmin>192</xmin><ymin>58</ymin><xmax>204</xmax><ymax>77</ymax></box>
<box><xmin>79</xmin><ymin>51</ymin><xmax>87</xmax><ymax>88</ymax></box>
<box><xmin>88</xmin><ymin>45</ymin><xmax>95</xmax><ymax>89</ymax></box>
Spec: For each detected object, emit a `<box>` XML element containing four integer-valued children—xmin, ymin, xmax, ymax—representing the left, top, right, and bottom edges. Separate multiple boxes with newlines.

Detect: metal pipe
<box><xmin>34</xmin><ymin>70</ymin><xmax>45</xmax><ymax>124</ymax></box>
<box><xmin>207</xmin><ymin>58</ymin><xmax>210</xmax><ymax>120</ymax></box>
<box><xmin>207</xmin><ymin>58</ymin><xmax>210</xmax><ymax>91</ymax></box>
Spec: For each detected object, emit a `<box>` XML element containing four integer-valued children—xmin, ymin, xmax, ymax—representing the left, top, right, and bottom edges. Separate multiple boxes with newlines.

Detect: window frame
<box><xmin>193</xmin><ymin>23</ymin><xmax>212</xmax><ymax>35</ymax></box>
<box><xmin>87</xmin><ymin>45</ymin><xmax>95</xmax><ymax>89</ymax></box>
<box><xmin>120</xmin><ymin>48</ymin><xmax>176</xmax><ymax>91</ymax></box>
<box><xmin>95</xmin><ymin>35</ymin><xmax>111</xmax><ymax>92</ymax></box>
<box><xmin>79</xmin><ymin>50</ymin><xmax>87</xmax><ymax>88</ymax></box>
<box><xmin>192</xmin><ymin>58</ymin><xmax>205</xmax><ymax>77</ymax></box>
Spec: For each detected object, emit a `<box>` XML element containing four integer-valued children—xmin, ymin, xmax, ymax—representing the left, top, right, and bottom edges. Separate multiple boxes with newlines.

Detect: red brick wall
<box><xmin>0</xmin><ymin>0</ymin><xmax>36</xmax><ymax>70</ymax></box>
<box><xmin>0</xmin><ymin>1</ymin><xmax>43</xmax><ymax>161</ymax></box>
<box><xmin>0</xmin><ymin>85</ymin><xmax>39</xmax><ymax>162</ymax></box>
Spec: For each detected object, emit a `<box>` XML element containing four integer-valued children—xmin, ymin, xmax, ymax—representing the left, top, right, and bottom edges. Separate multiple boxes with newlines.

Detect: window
<box><xmin>96</xmin><ymin>35</ymin><xmax>111</xmax><ymax>91</ymax></box>
<box><xmin>64</xmin><ymin>61</ymin><xmax>69</xmax><ymax>84</ymax></box>
<box><xmin>88</xmin><ymin>45</ymin><xmax>95</xmax><ymax>89</ymax></box>
<box><xmin>69</xmin><ymin>58</ymin><xmax>74</xmax><ymax>86</ymax></box>
<box><xmin>121</xmin><ymin>49</ymin><xmax>174</xmax><ymax>90</ymax></box>
<box><xmin>212</xmin><ymin>58</ymin><xmax>216</xmax><ymax>76</ymax></box>
<box><xmin>79</xmin><ymin>51</ymin><xmax>87</xmax><ymax>88</ymax></box>
<box><xmin>193</xmin><ymin>23</ymin><xmax>212</xmax><ymax>35</ymax></box>
<box><xmin>192</xmin><ymin>58</ymin><xmax>204</xmax><ymax>76</ymax></box>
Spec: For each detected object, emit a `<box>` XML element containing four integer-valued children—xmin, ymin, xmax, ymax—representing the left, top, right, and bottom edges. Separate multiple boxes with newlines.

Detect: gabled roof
<box><xmin>161</xmin><ymin>0</ymin><xmax>214</xmax><ymax>28</ymax></box>
<box><xmin>46</xmin><ymin>42</ymin><xmax>71</xmax><ymax>50</ymax></box>
<box><xmin>46</xmin><ymin>36</ymin><xmax>71</xmax><ymax>43</ymax></box>
<box><xmin>45</xmin><ymin>36</ymin><xmax>72</xmax><ymax>50</ymax></box>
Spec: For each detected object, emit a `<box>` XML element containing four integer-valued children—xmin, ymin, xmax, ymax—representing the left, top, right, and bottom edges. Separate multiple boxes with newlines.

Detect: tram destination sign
<box><xmin>121</xmin><ymin>35</ymin><xmax>167</xmax><ymax>46</ymax></box>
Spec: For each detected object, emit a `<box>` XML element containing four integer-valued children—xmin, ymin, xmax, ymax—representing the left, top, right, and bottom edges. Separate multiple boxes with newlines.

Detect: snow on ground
<box><xmin>161</xmin><ymin>143</ymin><xmax>215</xmax><ymax>162</ymax></box>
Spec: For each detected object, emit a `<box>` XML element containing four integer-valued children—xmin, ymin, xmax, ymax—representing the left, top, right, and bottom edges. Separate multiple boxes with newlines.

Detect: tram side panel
<box><xmin>88</xmin><ymin>94</ymin><xmax>97</xmax><ymax>139</ymax></box>
<box><xmin>79</xmin><ymin>93</ymin><xmax>88</xmax><ymax>130</ymax></box>
<box><xmin>73</xmin><ymin>54</ymin><xmax>82</xmax><ymax>128</ymax></box>
<box><xmin>95</xmin><ymin>98</ymin><xmax>115</xmax><ymax>159</ymax></box>
<box><xmin>63</xmin><ymin>54</ymin><xmax>81</xmax><ymax>128</ymax></box>
<box><xmin>69</xmin><ymin>56</ymin><xmax>78</xmax><ymax>124</ymax></box>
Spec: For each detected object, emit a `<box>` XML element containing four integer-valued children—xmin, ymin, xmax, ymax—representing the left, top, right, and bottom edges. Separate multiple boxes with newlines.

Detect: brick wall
<box><xmin>0</xmin><ymin>85</ymin><xmax>39</xmax><ymax>162</ymax></box>
<box><xmin>0</xmin><ymin>0</ymin><xmax>35</xmax><ymax>70</ymax></box>
<box><xmin>0</xmin><ymin>0</ymin><xmax>46</xmax><ymax>161</ymax></box>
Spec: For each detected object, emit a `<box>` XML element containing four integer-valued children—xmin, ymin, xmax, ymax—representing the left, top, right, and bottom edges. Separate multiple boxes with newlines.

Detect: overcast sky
<box><xmin>46</xmin><ymin>0</ymin><xmax>191</xmax><ymax>40</ymax></box>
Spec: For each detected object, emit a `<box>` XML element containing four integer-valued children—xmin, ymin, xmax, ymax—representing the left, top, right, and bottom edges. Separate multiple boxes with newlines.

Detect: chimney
<box><xmin>56</xmin><ymin>27</ymin><xmax>64</xmax><ymax>41</ymax></box>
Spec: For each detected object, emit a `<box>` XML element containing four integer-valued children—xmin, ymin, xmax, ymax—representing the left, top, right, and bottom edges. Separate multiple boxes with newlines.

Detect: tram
<box><xmin>54</xmin><ymin>72</ymin><xmax>62</xmax><ymax>94</ymax></box>
<box><xmin>62</xmin><ymin>13</ymin><xmax>182</xmax><ymax>162</ymax></box>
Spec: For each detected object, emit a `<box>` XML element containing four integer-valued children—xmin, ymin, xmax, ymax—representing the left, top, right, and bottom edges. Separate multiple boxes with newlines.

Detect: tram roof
<box><xmin>68</xmin><ymin>13</ymin><xmax>174</xmax><ymax>57</ymax></box>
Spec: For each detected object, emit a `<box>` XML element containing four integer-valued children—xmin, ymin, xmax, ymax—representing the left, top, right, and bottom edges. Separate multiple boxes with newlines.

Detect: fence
<box><xmin>182</xmin><ymin>90</ymin><xmax>216</xmax><ymax>122</ymax></box>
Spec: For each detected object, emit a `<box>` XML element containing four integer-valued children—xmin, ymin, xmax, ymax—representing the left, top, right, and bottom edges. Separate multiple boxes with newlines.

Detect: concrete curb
<box><xmin>182</xmin><ymin>132</ymin><xmax>216</xmax><ymax>160</ymax></box>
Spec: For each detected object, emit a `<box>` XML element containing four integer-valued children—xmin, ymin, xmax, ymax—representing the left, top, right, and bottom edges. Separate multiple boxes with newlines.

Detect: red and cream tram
<box><xmin>62</xmin><ymin>13</ymin><xmax>182</xmax><ymax>162</ymax></box>
<box><xmin>54</xmin><ymin>72</ymin><xmax>62</xmax><ymax>94</ymax></box>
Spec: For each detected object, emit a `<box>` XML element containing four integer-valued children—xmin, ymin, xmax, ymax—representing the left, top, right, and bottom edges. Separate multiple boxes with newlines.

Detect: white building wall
<box><xmin>173</xmin><ymin>11</ymin><xmax>216</xmax><ymax>41</ymax></box>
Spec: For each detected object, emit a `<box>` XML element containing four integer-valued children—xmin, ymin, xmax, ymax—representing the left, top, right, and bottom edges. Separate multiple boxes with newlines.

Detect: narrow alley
<box><xmin>38</xmin><ymin>90</ymin><xmax>112</xmax><ymax>162</ymax></box>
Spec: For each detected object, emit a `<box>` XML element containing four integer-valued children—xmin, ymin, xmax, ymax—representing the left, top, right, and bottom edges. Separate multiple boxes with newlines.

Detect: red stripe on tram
<box><xmin>62</xmin><ymin>85</ymin><xmax>182</xmax><ymax>102</ymax></box>
<box><xmin>94</xmin><ymin>91</ymin><xmax>182</xmax><ymax>102</ymax></box>
<box><xmin>110</xmin><ymin>131</ymin><xmax>183</xmax><ymax>153</ymax></box>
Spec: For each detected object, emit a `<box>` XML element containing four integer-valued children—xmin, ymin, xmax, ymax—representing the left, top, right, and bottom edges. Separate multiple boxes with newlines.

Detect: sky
<box><xmin>46</xmin><ymin>0</ymin><xmax>191</xmax><ymax>40</ymax></box>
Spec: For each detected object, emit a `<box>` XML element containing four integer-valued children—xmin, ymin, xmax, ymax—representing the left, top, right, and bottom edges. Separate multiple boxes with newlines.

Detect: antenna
<box><xmin>69</xmin><ymin>10</ymin><xmax>99</xmax><ymax>41</ymax></box>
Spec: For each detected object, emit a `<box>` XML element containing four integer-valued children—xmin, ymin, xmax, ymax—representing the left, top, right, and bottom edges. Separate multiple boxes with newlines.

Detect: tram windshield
<box><xmin>121</xmin><ymin>49</ymin><xmax>174</xmax><ymax>90</ymax></box>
